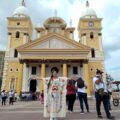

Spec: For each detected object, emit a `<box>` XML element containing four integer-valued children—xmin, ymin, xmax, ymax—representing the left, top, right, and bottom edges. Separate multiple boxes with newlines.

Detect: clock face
<box><xmin>88</xmin><ymin>21</ymin><xmax>94</xmax><ymax>27</ymax></box>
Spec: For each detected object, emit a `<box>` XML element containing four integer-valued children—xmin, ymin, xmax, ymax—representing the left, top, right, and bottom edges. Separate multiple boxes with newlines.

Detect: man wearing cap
<box><xmin>93</xmin><ymin>69</ymin><xmax>115</xmax><ymax>119</ymax></box>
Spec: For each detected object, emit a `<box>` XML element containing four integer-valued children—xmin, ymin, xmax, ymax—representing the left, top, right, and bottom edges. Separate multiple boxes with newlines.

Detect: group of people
<box><xmin>0</xmin><ymin>90</ymin><xmax>17</xmax><ymax>105</ymax></box>
<box><xmin>66</xmin><ymin>77</ymin><xmax>89</xmax><ymax>114</ymax></box>
<box><xmin>0</xmin><ymin>66</ymin><xmax>115</xmax><ymax>120</ymax></box>
<box><xmin>20</xmin><ymin>92</ymin><xmax>38</xmax><ymax>101</ymax></box>
<box><xmin>43</xmin><ymin>67</ymin><xmax>115</xmax><ymax>120</ymax></box>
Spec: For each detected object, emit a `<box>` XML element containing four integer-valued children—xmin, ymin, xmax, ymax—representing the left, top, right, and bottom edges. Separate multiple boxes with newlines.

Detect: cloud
<box><xmin>0</xmin><ymin>0</ymin><xmax>120</xmax><ymax>80</ymax></box>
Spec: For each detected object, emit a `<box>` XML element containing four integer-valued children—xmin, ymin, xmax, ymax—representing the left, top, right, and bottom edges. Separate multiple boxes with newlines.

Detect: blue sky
<box><xmin>0</xmin><ymin>0</ymin><xmax>120</xmax><ymax>80</ymax></box>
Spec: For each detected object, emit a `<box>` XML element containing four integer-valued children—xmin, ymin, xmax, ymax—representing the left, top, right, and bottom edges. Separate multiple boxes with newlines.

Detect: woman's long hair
<box><xmin>47</xmin><ymin>75</ymin><xmax>53</xmax><ymax>90</ymax></box>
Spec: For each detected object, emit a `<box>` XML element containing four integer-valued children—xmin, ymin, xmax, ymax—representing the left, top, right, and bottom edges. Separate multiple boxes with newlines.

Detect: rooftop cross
<box><xmin>22</xmin><ymin>0</ymin><xmax>26</xmax><ymax>6</ymax></box>
<box><xmin>86</xmin><ymin>1</ymin><xmax>89</xmax><ymax>7</ymax></box>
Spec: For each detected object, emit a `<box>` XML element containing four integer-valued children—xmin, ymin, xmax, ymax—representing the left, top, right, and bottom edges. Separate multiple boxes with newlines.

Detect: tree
<box><xmin>106</xmin><ymin>73</ymin><xmax>114</xmax><ymax>82</ymax></box>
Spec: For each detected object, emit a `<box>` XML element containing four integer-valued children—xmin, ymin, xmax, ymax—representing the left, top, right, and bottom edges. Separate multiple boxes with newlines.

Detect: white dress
<box><xmin>44</xmin><ymin>77</ymin><xmax>67</xmax><ymax>118</ymax></box>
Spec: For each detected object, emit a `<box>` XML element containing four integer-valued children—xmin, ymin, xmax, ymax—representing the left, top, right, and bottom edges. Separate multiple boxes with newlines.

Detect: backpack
<box><xmin>77</xmin><ymin>77</ymin><xmax>85</xmax><ymax>88</ymax></box>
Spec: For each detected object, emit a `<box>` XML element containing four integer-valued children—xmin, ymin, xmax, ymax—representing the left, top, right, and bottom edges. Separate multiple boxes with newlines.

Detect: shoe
<box><xmin>80</xmin><ymin>111</ymin><xmax>84</xmax><ymax>114</ymax></box>
<box><xmin>68</xmin><ymin>110</ymin><xmax>70</xmax><ymax>113</ymax></box>
<box><xmin>70</xmin><ymin>111</ymin><xmax>73</xmax><ymax>113</ymax></box>
<box><xmin>87</xmin><ymin>110</ymin><xmax>90</xmax><ymax>113</ymax></box>
<box><xmin>107</xmin><ymin>116</ymin><xmax>115</xmax><ymax>120</ymax></box>
<box><xmin>98</xmin><ymin>115</ymin><xmax>103</xmax><ymax>119</ymax></box>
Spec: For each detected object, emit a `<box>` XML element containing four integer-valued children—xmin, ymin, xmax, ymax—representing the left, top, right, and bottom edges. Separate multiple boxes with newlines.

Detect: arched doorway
<box><xmin>29</xmin><ymin>79</ymin><xmax>37</xmax><ymax>93</ymax></box>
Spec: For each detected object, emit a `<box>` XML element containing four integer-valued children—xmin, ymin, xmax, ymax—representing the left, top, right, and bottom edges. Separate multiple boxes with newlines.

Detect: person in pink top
<box><xmin>40</xmin><ymin>90</ymin><xmax>44</xmax><ymax>104</ymax></box>
<box><xmin>66</xmin><ymin>79</ymin><xmax>76</xmax><ymax>113</ymax></box>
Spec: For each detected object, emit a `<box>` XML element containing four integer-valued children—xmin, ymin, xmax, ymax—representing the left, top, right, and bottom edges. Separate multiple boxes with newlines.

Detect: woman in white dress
<box><xmin>44</xmin><ymin>67</ymin><xmax>67</xmax><ymax>120</ymax></box>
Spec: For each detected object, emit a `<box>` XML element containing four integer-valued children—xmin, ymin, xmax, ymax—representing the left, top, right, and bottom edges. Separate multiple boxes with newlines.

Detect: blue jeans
<box><xmin>78</xmin><ymin>92</ymin><xmax>89</xmax><ymax>112</ymax></box>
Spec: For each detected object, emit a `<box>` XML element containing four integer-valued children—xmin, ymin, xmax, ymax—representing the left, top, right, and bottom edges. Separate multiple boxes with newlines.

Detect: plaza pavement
<box><xmin>0</xmin><ymin>99</ymin><xmax>120</xmax><ymax>120</ymax></box>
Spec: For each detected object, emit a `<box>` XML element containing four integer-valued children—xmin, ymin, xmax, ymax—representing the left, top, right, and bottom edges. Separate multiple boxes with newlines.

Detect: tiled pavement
<box><xmin>0</xmin><ymin>99</ymin><xmax>120</xmax><ymax>120</ymax></box>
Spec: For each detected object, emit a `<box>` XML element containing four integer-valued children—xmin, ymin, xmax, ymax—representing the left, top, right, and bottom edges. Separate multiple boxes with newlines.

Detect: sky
<box><xmin>0</xmin><ymin>0</ymin><xmax>120</xmax><ymax>80</ymax></box>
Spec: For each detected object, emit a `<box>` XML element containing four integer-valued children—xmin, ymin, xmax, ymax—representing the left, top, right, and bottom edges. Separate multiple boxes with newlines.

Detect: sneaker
<box><xmin>107</xmin><ymin>116</ymin><xmax>115</xmax><ymax>120</ymax></box>
<box><xmin>80</xmin><ymin>111</ymin><xmax>84</xmax><ymax>114</ymax></box>
<box><xmin>98</xmin><ymin>115</ymin><xmax>103</xmax><ymax>119</ymax></box>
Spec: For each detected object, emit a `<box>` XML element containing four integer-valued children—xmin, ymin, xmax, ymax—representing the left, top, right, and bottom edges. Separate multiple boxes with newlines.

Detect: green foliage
<box><xmin>106</xmin><ymin>73</ymin><xmax>114</xmax><ymax>82</ymax></box>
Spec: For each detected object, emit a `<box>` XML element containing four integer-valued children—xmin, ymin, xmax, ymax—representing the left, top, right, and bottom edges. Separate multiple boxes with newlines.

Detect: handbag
<box><xmin>94</xmin><ymin>80</ymin><xmax>107</xmax><ymax>97</ymax></box>
<box><xmin>97</xmin><ymin>88</ymin><xmax>107</xmax><ymax>96</ymax></box>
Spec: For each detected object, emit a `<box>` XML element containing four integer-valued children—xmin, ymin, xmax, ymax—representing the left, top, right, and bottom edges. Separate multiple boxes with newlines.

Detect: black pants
<box><xmin>78</xmin><ymin>92</ymin><xmax>89</xmax><ymax>112</ymax></box>
<box><xmin>95</xmin><ymin>92</ymin><xmax>111</xmax><ymax>118</ymax></box>
<box><xmin>67</xmin><ymin>94</ymin><xmax>76</xmax><ymax>111</ymax></box>
<box><xmin>9</xmin><ymin>97</ymin><xmax>14</xmax><ymax>105</ymax></box>
<box><xmin>2</xmin><ymin>97</ymin><xmax>6</xmax><ymax>105</ymax></box>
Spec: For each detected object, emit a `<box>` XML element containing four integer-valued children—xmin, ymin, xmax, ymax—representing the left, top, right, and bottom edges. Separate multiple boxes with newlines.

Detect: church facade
<box><xmin>2</xmin><ymin>1</ymin><xmax>105</xmax><ymax>96</ymax></box>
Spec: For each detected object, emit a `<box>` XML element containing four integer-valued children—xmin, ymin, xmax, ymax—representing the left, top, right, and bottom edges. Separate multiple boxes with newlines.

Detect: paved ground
<box><xmin>0</xmin><ymin>99</ymin><xmax>120</xmax><ymax>120</ymax></box>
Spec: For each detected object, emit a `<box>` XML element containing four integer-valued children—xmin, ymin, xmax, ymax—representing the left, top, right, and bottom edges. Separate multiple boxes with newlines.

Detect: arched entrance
<box><xmin>29</xmin><ymin>79</ymin><xmax>37</xmax><ymax>93</ymax></box>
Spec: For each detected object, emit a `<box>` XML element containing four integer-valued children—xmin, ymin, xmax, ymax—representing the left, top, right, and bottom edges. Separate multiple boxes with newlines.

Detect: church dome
<box><xmin>12</xmin><ymin>0</ymin><xmax>29</xmax><ymax>18</ymax></box>
<box><xmin>81</xmin><ymin>1</ymin><xmax>97</xmax><ymax>18</ymax></box>
<box><xmin>44</xmin><ymin>17</ymin><xmax>67</xmax><ymax>28</ymax></box>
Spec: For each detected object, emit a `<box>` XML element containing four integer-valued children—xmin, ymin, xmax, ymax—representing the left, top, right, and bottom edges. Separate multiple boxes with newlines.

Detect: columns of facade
<box><xmin>6</xmin><ymin>33</ymin><xmax>11</xmax><ymax>57</ymax></box>
<box><xmin>70</xmin><ymin>33</ymin><xmax>74</xmax><ymax>40</ymax></box>
<box><xmin>23</xmin><ymin>33</ymin><xmax>28</xmax><ymax>44</ymax></box>
<box><xmin>84</xmin><ymin>63</ymin><xmax>91</xmax><ymax>97</ymax></box>
<box><xmin>40</xmin><ymin>63</ymin><xmax>46</xmax><ymax>92</ymax></box>
<box><xmin>17</xmin><ymin>64</ymin><xmax>23</xmax><ymax>95</ymax></box>
<box><xmin>63</xmin><ymin>63</ymin><xmax>67</xmax><ymax>77</ymax></box>
<box><xmin>1</xmin><ymin>61</ymin><xmax>8</xmax><ymax>90</ymax></box>
<box><xmin>98</xmin><ymin>34</ymin><xmax>103</xmax><ymax>51</ymax></box>
<box><xmin>6</xmin><ymin>33</ymin><xmax>11</xmax><ymax>51</ymax></box>
<box><xmin>82</xmin><ymin>34</ymin><xmax>86</xmax><ymax>45</ymax></box>
<box><xmin>22</xmin><ymin>63</ymin><xmax>27</xmax><ymax>92</ymax></box>
<box><xmin>37</xmin><ymin>32</ymin><xmax>41</xmax><ymax>38</ymax></box>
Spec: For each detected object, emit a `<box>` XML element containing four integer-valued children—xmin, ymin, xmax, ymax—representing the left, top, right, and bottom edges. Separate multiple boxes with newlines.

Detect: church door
<box><xmin>29</xmin><ymin>79</ymin><xmax>37</xmax><ymax>92</ymax></box>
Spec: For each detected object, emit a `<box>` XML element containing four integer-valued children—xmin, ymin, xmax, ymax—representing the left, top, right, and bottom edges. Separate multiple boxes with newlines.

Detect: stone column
<box><xmin>23</xmin><ymin>33</ymin><xmax>28</xmax><ymax>44</ymax></box>
<box><xmin>17</xmin><ymin>64</ymin><xmax>23</xmax><ymax>95</ymax></box>
<box><xmin>82</xmin><ymin>34</ymin><xmax>86</xmax><ymax>45</ymax></box>
<box><xmin>84</xmin><ymin>63</ymin><xmax>91</xmax><ymax>97</ymax></box>
<box><xmin>37</xmin><ymin>32</ymin><xmax>41</xmax><ymax>38</ymax></box>
<box><xmin>98</xmin><ymin>33</ymin><xmax>103</xmax><ymax>51</ymax></box>
<box><xmin>63</xmin><ymin>64</ymin><xmax>67</xmax><ymax>77</ymax></box>
<box><xmin>6</xmin><ymin>33</ymin><xmax>11</xmax><ymax>51</ymax></box>
<box><xmin>22</xmin><ymin>63</ymin><xmax>27</xmax><ymax>92</ymax></box>
<box><xmin>40</xmin><ymin>64</ymin><xmax>46</xmax><ymax>92</ymax></box>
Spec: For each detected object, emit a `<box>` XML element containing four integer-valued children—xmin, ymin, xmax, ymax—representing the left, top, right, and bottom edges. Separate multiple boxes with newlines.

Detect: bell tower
<box><xmin>78</xmin><ymin>1</ymin><xmax>106</xmax><ymax>93</ymax></box>
<box><xmin>78</xmin><ymin>1</ymin><xmax>103</xmax><ymax>52</ymax></box>
<box><xmin>7</xmin><ymin>0</ymin><xmax>33</xmax><ymax>57</ymax></box>
<box><xmin>2</xmin><ymin>0</ymin><xmax>33</xmax><ymax>94</ymax></box>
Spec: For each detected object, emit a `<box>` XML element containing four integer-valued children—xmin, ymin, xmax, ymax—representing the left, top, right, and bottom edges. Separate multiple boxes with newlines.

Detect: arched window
<box><xmin>16</xmin><ymin>31</ymin><xmax>20</xmax><ymax>38</ymax></box>
<box><xmin>90</xmin><ymin>32</ymin><xmax>94</xmax><ymax>39</ymax></box>
<box><xmin>91</xmin><ymin>48</ymin><xmax>95</xmax><ymax>58</ymax></box>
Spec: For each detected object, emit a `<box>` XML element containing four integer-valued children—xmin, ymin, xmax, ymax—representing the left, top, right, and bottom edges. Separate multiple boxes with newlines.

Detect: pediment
<box><xmin>32</xmin><ymin>38</ymin><xmax>77</xmax><ymax>49</ymax></box>
<box><xmin>17</xmin><ymin>33</ymin><xmax>90</xmax><ymax>51</ymax></box>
